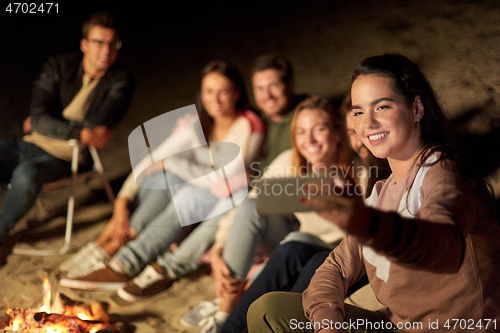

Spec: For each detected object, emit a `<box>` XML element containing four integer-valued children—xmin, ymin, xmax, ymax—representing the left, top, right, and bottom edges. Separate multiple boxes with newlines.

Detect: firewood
<box><xmin>113</xmin><ymin>321</ymin><xmax>129</xmax><ymax>333</ymax></box>
<box><xmin>1</xmin><ymin>329</ymin><xmax>46</xmax><ymax>333</ymax></box>
<box><xmin>33</xmin><ymin>312</ymin><xmax>100</xmax><ymax>329</ymax></box>
<box><xmin>57</xmin><ymin>293</ymin><xmax>77</xmax><ymax>308</ymax></box>
<box><xmin>71</xmin><ymin>305</ymin><xmax>93</xmax><ymax>320</ymax></box>
<box><xmin>0</xmin><ymin>314</ymin><xmax>11</xmax><ymax>328</ymax></box>
<box><xmin>90</xmin><ymin>301</ymin><xmax>110</xmax><ymax>323</ymax></box>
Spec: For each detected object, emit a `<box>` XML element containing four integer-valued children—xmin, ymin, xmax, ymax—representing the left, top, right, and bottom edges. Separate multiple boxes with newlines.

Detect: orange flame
<box><xmin>11</xmin><ymin>314</ymin><xmax>23</xmax><ymax>331</ymax></box>
<box><xmin>4</xmin><ymin>279</ymin><xmax>115</xmax><ymax>333</ymax></box>
<box><xmin>89</xmin><ymin>324</ymin><xmax>106</xmax><ymax>333</ymax></box>
<box><xmin>77</xmin><ymin>313</ymin><xmax>90</xmax><ymax>321</ymax></box>
<box><xmin>40</xmin><ymin>277</ymin><xmax>52</xmax><ymax>314</ymax></box>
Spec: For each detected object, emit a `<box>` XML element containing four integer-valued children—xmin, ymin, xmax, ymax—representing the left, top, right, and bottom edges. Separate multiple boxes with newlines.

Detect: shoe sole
<box><xmin>116</xmin><ymin>287</ymin><xmax>159</xmax><ymax>302</ymax></box>
<box><xmin>116</xmin><ymin>286</ymin><xmax>171</xmax><ymax>303</ymax></box>
<box><xmin>60</xmin><ymin>278</ymin><xmax>125</xmax><ymax>291</ymax></box>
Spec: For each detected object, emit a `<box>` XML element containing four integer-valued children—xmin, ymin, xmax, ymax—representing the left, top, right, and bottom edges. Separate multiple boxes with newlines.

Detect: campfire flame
<box><xmin>39</xmin><ymin>278</ymin><xmax>51</xmax><ymax>314</ymax></box>
<box><xmin>2</xmin><ymin>277</ymin><xmax>125</xmax><ymax>333</ymax></box>
<box><xmin>11</xmin><ymin>315</ymin><xmax>22</xmax><ymax>331</ymax></box>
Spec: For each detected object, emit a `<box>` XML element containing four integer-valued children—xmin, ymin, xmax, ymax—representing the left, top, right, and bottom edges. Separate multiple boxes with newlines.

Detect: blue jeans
<box><xmin>128</xmin><ymin>172</ymin><xmax>180</xmax><ymax>234</ymax></box>
<box><xmin>222</xmin><ymin>238</ymin><xmax>369</xmax><ymax>333</ymax></box>
<box><xmin>0</xmin><ymin>138</ymin><xmax>72</xmax><ymax>240</ymax></box>
<box><xmin>152</xmin><ymin>189</ymin><xmax>248</xmax><ymax>280</ymax></box>
<box><xmin>157</xmin><ymin>212</ymin><xmax>222</xmax><ymax>280</ymax></box>
<box><xmin>223</xmin><ymin>198</ymin><xmax>299</xmax><ymax>280</ymax></box>
<box><xmin>221</xmin><ymin>239</ymin><xmax>333</xmax><ymax>333</ymax></box>
<box><xmin>114</xmin><ymin>182</ymin><xmax>222</xmax><ymax>276</ymax></box>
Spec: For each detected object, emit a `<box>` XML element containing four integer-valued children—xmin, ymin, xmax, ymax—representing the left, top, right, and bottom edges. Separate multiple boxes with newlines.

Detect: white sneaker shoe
<box><xmin>66</xmin><ymin>255</ymin><xmax>109</xmax><ymax>279</ymax></box>
<box><xmin>200</xmin><ymin>314</ymin><xmax>225</xmax><ymax>333</ymax></box>
<box><xmin>117</xmin><ymin>263</ymin><xmax>173</xmax><ymax>302</ymax></box>
<box><xmin>180</xmin><ymin>298</ymin><xmax>220</xmax><ymax>327</ymax></box>
<box><xmin>59</xmin><ymin>243</ymin><xmax>99</xmax><ymax>271</ymax></box>
<box><xmin>59</xmin><ymin>242</ymin><xmax>110</xmax><ymax>274</ymax></box>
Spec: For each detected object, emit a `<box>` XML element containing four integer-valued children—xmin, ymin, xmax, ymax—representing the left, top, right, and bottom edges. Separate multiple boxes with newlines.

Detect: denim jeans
<box><xmin>144</xmin><ymin>188</ymin><xmax>246</xmax><ymax>280</ymax></box>
<box><xmin>0</xmin><ymin>138</ymin><xmax>72</xmax><ymax>239</ymax></box>
<box><xmin>222</xmin><ymin>235</ymin><xmax>369</xmax><ymax>333</ymax></box>
<box><xmin>128</xmin><ymin>172</ymin><xmax>181</xmax><ymax>233</ymax></box>
<box><xmin>223</xmin><ymin>198</ymin><xmax>299</xmax><ymax>281</ymax></box>
<box><xmin>114</xmin><ymin>182</ymin><xmax>223</xmax><ymax>276</ymax></box>
<box><xmin>221</xmin><ymin>238</ymin><xmax>333</xmax><ymax>333</ymax></box>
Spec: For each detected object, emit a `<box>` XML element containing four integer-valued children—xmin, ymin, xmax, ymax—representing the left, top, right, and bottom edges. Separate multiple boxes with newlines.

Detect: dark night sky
<box><xmin>0</xmin><ymin>0</ymin><xmax>308</xmax><ymax>136</ymax></box>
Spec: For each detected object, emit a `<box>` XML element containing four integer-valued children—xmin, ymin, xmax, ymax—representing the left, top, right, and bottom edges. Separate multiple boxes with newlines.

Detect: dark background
<box><xmin>1</xmin><ymin>0</ymin><xmax>340</xmax><ymax>137</ymax></box>
<box><xmin>1</xmin><ymin>0</ymin><xmax>500</xmax><ymax>182</ymax></box>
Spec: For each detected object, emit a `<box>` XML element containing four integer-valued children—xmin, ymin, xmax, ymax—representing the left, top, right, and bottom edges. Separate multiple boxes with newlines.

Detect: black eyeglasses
<box><xmin>86</xmin><ymin>38</ymin><xmax>122</xmax><ymax>51</ymax></box>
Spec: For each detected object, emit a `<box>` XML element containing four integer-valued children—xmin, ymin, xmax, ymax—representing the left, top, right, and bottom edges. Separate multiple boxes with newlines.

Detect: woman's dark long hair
<box><xmin>196</xmin><ymin>60</ymin><xmax>250</xmax><ymax>144</ymax></box>
<box><xmin>353</xmin><ymin>54</ymin><xmax>452</xmax><ymax>158</ymax></box>
<box><xmin>352</xmin><ymin>54</ymin><xmax>493</xmax><ymax>213</ymax></box>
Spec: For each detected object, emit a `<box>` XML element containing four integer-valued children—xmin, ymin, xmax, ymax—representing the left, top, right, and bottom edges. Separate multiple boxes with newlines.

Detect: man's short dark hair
<box><xmin>82</xmin><ymin>11</ymin><xmax>117</xmax><ymax>38</ymax></box>
<box><xmin>251</xmin><ymin>54</ymin><xmax>293</xmax><ymax>84</ymax></box>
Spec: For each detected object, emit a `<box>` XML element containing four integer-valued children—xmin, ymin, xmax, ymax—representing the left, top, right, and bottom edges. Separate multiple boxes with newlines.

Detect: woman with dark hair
<box><xmin>196</xmin><ymin>61</ymin><xmax>250</xmax><ymax>142</ymax></box>
<box><xmin>248</xmin><ymin>54</ymin><xmax>500</xmax><ymax>332</ymax></box>
<box><xmin>59</xmin><ymin>60</ymin><xmax>264</xmax><ymax>291</ymax></box>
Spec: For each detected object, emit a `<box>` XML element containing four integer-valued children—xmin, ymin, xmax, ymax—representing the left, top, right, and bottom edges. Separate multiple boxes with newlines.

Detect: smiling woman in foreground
<box><xmin>247</xmin><ymin>54</ymin><xmax>500</xmax><ymax>333</ymax></box>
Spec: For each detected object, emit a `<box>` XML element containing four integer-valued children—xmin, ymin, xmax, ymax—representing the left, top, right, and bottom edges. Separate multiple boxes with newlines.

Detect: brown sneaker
<box><xmin>59</xmin><ymin>261</ymin><xmax>131</xmax><ymax>290</ymax></box>
<box><xmin>116</xmin><ymin>263</ymin><xmax>172</xmax><ymax>302</ymax></box>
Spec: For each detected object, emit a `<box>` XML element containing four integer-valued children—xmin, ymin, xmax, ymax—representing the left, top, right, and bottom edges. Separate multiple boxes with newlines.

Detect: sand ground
<box><xmin>1</xmin><ymin>0</ymin><xmax>500</xmax><ymax>332</ymax></box>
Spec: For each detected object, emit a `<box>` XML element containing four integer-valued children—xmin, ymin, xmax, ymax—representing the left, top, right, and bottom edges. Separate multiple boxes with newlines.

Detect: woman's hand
<box><xmin>210</xmin><ymin>246</ymin><xmax>242</xmax><ymax>298</ymax></box>
<box><xmin>172</xmin><ymin>113</ymin><xmax>198</xmax><ymax>135</ymax></box>
<box><xmin>301</xmin><ymin>177</ymin><xmax>373</xmax><ymax>242</ymax></box>
<box><xmin>210</xmin><ymin>179</ymin><xmax>232</xmax><ymax>199</ymax></box>
<box><xmin>142</xmin><ymin>161</ymin><xmax>164</xmax><ymax>177</ymax></box>
<box><xmin>109</xmin><ymin>197</ymin><xmax>131</xmax><ymax>245</ymax></box>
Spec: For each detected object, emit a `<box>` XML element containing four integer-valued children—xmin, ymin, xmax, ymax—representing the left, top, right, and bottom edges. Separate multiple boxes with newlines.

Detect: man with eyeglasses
<box><xmin>0</xmin><ymin>11</ymin><xmax>134</xmax><ymax>251</ymax></box>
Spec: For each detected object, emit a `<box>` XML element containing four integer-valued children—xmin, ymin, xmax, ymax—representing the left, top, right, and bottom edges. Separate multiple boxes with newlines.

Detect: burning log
<box><xmin>2</xmin><ymin>279</ymin><xmax>130</xmax><ymax>333</ymax></box>
<box><xmin>34</xmin><ymin>312</ymin><xmax>101</xmax><ymax>328</ymax></box>
<box><xmin>90</xmin><ymin>302</ymin><xmax>109</xmax><ymax>324</ymax></box>
<box><xmin>1</xmin><ymin>329</ymin><xmax>46</xmax><ymax>333</ymax></box>
<box><xmin>0</xmin><ymin>314</ymin><xmax>10</xmax><ymax>328</ymax></box>
<box><xmin>57</xmin><ymin>294</ymin><xmax>77</xmax><ymax>308</ymax></box>
<box><xmin>70</xmin><ymin>305</ymin><xmax>93</xmax><ymax>321</ymax></box>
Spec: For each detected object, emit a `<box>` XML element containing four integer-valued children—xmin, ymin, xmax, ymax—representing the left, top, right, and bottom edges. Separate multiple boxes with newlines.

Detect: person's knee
<box><xmin>248</xmin><ymin>292</ymin><xmax>302</xmax><ymax>333</ymax></box>
<box><xmin>273</xmin><ymin>241</ymin><xmax>301</xmax><ymax>260</ymax></box>
<box><xmin>237</xmin><ymin>197</ymin><xmax>257</xmax><ymax>216</ymax></box>
<box><xmin>234</xmin><ymin>198</ymin><xmax>261</xmax><ymax>228</ymax></box>
<box><xmin>247</xmin><ymin>292</ymin><xmax>278</xmax><ymax>328</ymax></box>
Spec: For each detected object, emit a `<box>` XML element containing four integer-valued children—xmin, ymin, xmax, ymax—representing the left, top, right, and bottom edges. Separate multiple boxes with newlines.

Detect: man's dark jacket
<box><xmin>30</xmin><ymin>53</ymin><xmax>135</xmax><ymax>140</ymax></box>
